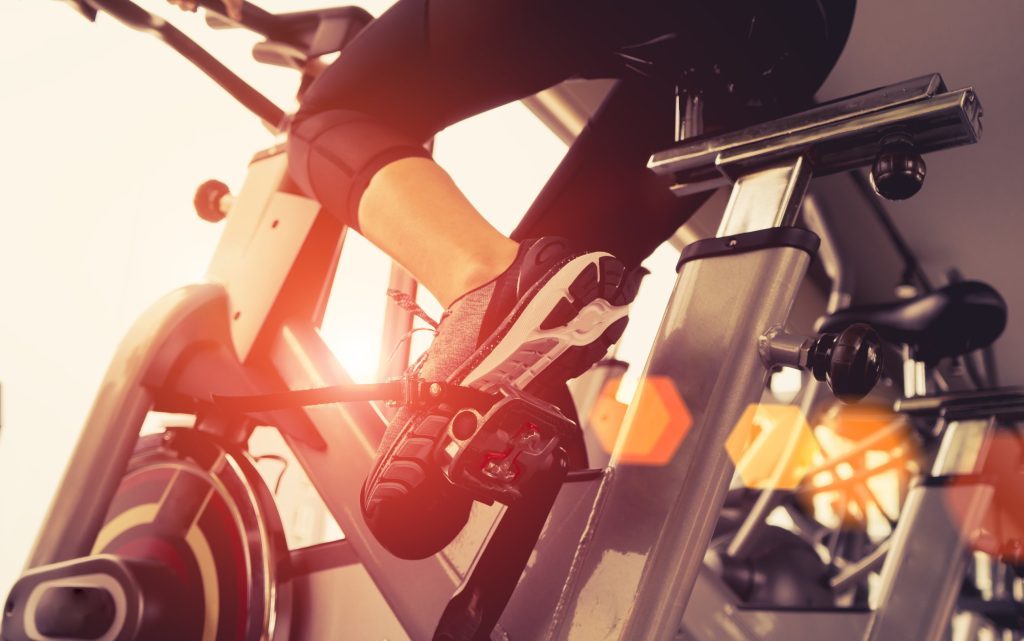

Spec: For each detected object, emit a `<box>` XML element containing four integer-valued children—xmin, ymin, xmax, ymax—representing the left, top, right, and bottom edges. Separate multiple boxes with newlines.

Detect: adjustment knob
<box><xmin>809</xmin><ymin>323</ymin><xmax>883</xmax><ymax>402</ymax></box>
<box><xmin>194</xmin><ymin>179</ymin><xmax>231</xmax><ymax>222</ymax></box>
<box><xmin>870</xmin><ymin>134</ymin><xmax>926</xmax><ymax>200</ymax></box>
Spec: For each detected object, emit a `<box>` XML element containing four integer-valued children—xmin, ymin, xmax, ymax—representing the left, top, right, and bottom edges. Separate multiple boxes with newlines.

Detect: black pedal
<box><xmin>440</xmin><ymin>387</ymin><xmax>576</xmax><ymax>504</ymax></box>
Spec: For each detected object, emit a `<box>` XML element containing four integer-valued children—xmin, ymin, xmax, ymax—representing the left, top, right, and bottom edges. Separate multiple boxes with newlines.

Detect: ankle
<box><xmin>448</xmin><ymin>241</ymin><xmax>519</xmax><ymax>306</ymax></box>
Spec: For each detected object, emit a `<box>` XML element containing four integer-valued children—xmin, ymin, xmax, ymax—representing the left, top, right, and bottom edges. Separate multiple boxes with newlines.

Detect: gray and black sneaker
<box><xmin>360</xmin><ymin>237</ymin><xmax>640</xmax><ymax>559</ymax></box>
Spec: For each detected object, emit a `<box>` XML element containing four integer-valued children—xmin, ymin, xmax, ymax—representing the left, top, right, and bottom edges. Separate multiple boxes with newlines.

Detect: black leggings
<box><xmin>287</xmin><ymin>0</ymin><xmax>853</xmax><ymax>270</ymax></box>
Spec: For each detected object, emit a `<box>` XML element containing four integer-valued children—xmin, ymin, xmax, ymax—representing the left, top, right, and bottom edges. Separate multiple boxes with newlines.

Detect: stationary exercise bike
<box><xmin>4</xmin><ymin>1</ymin><xmax>1019</xmax><ymax>640</ymax></box>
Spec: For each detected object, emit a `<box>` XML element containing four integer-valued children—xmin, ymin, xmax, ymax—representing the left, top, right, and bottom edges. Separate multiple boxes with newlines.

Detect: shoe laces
<box><xmin>387</xmin><ymin>288</ymin><xmax>440</xmax><ymax>329</ymax></box>
<box><xmin>384</xmin><ymin>289</ymin><xmax>449</xmax><ymax>375</ymax></box>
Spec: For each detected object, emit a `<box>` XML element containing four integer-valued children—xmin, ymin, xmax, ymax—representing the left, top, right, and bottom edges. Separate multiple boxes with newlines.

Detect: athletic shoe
<box><xmin>361</xmin><ymin>237</ymin><xmax>639</xmax><ymax>559</ymax></box>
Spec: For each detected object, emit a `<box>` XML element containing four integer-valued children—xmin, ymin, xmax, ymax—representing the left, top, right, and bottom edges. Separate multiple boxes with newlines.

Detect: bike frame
<box><xmin>22</xmin><ymin>3</ymin><xmax>992</xmax><ymax>639</ymax></box>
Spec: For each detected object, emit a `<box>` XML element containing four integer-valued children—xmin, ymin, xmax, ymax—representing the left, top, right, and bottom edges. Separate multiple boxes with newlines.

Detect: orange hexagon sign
<box><xmin>589</xmin><ymin>376</ymin><xmax>693</xmax><ymax>465</ymax></box>
<box><xmin>726</xmin><ymin>404</ymin><xmax>824</xmax><ymax>490</ymax></box>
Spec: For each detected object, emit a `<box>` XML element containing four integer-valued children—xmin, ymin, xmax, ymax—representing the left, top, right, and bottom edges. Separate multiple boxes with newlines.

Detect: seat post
<box><xmin>542</xmin><ymin>75</ymin><xmax>984</xmax><ymax>641</ymax></box>
<box><xmin>546</xmin><ymin>155</ymin><xmax>817</xmax><ymax>641</ymax></box>
<box><xmin>903</xmin><ymin>345</ymin><xmax>929</xmax><ymax>397</ymax></box>
<box><xmin>674</xmin><ymin>87</ymin><xmax>704</xmax><ymax>142</ymax></box>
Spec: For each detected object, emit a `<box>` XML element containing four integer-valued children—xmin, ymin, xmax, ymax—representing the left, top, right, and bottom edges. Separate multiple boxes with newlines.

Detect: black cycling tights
<box><xmin>287</xmin><ymin>0</ymin><xmax>851</xmax><ymax>270</ymax></box>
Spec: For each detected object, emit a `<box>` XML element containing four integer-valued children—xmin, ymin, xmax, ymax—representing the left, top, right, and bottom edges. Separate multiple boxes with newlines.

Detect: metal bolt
<box><xmin>429</xmin><ymin>382</ymin><xmax>442</xmax><ymax>398</ymax></box>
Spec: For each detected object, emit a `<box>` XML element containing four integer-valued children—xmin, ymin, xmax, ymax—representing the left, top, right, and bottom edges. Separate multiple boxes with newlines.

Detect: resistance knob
<box><xmin>193</xmin><ymin>179</ymin><xmax>232</xmax><ymax>222</ymax></box>
<box><xmin>870</xmin><ymin>133</ymin><xmax>926</xmax><ymax>200</ymax></box>
<box><xmin>809</xmin><ymin>323</ymin><xmax>883</xmax><ymax>402</ymax></box>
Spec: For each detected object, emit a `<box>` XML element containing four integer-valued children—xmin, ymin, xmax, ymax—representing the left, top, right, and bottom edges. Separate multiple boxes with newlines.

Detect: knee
<box><xmin>286</xmin><ymin>108</ymin><xmax>432</xmax><ymax>230</ymax></box>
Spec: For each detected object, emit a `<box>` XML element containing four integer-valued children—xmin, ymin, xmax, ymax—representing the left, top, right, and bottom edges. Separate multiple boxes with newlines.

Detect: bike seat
<box><xmin>816</xmin><ymin>281</ymin><xmax>1007</xmax><ymax>363</ymax></box>
<box><xmin>615</xmin><ymin>0</ymin><xmax>854</xmax><ymax>120</ymax></box>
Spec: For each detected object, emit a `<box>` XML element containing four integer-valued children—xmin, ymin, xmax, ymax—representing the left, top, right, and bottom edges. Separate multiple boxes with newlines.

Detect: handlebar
<box><xmin>68</xmin><ymin>0</ymin><xmax>370</xmax><ymax>131</ymax></box>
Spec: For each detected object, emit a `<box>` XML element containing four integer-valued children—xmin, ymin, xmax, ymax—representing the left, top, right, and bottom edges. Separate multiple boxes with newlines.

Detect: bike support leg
<box><xmin>867</xmin><ymin>418</ymin><xmax>996</xmax><ymax>641</ymax></box>
<box><xmin>547</xmin><ymin>157</ymin><xmax>815</xmax><ymax>641</ymax></box>
<box><xmin>27</xmin><ymin>285</ymin><xmax>229</xmax><ymax>566</ymax></box>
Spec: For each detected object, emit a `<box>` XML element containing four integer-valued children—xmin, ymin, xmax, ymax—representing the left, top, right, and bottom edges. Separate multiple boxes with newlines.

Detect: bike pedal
<box><xmin>440</xmin><ymin>388</ymin><xmax>575</xmax><ymax>504</ymax></box>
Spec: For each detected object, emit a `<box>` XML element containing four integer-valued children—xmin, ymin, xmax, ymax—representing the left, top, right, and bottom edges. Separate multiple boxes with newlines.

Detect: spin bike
<box><xmin>3</xmin><ymin>1</ymin><xmax>1016</xmax><ymax>640</ymax></box>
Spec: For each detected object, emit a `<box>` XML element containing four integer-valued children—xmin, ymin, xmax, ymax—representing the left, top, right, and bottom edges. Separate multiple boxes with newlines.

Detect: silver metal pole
<box><xmin>547</xmin><ymin>157</ymin><xmax>814</xmax><ymax>641</ymax></box>
<box><xmin>868</xmin><ymin>418</ymin><xmax>996</xmax><ymax>641</ymax></box>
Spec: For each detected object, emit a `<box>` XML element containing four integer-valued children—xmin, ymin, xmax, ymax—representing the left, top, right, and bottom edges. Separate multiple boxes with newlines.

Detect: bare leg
<box><xmin>358</xmin><ymin>156</ymin><xmax>520</xmax><ymax>308</ymax></box>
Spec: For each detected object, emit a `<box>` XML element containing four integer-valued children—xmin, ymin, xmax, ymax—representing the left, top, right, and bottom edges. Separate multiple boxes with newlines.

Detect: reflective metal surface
<box><xmin>932</xmin><ymin>418</ymin><xmax>994</xmax><ymax>476</ymax></box>
<box><xmin>717</xmin><ymin>157</ymin><xmax>811</xmax><ymax>236</ymax></box>
<box><xmin>868</xmin><ymin>483</ymin><xmax>994</xmax><ymax>641</ymax></box>
<box><xmin>902</xmin><ymin>355</ymin><xmax>928</xmax><ymax>398</ymax></box>
<box><xmin>649</xmin><ymin>74</ymin><xmax>982</xmax><ymax>196</ymax></box>
<box><xmin>758</xmin><ymin>327</ymin><xmax>813</xmax><ymax>370</ymax></box>
<box><xmin>542</xmin><ymin>162</ymin><xmax>813</xmax><ymax>641</ymax></box>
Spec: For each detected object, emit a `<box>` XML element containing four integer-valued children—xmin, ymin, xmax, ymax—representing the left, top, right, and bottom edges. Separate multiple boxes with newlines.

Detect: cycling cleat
<box><xmin>360</xmin><ymin>236</ymin><xmax>640</xmax><ymax>559</ymax></box>
<box><xmin>442</xmin><ymin>387</ymin><xmax>577</xmax><ymax>505</ymax></box>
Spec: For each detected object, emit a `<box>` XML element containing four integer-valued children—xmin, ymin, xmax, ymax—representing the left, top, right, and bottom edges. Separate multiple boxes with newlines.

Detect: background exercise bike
<box><xmin>3</xmin><ymin>1</ymin><xmax>1021</xmax><ymax>640</ymax></box>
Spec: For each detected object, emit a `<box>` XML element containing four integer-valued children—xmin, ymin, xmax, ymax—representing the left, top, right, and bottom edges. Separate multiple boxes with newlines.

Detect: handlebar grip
<box><xmin>193</xmin><ymin>0</ymin><xmax>285</xmax><ymax>40</ymax></box>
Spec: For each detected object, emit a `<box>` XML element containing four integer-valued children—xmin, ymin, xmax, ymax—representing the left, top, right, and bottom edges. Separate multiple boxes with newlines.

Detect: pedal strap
<box><xmin>212</xmin><ymin>377</ymin><xmax>497</xmax><ymax>414</ymax></box>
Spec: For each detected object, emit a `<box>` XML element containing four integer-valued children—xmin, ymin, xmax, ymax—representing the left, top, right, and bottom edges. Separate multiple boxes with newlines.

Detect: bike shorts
<box><xmin>287</xmin><ymin>0</ymin><xmax>854</xmax><ymax>269</ymax></box>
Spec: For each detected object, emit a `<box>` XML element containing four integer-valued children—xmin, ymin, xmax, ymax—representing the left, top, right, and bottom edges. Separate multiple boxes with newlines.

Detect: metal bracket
<box><xmin>650</xmin><ymin>74</ymin><xmax>982</xmax><ymax>197</ymax></box>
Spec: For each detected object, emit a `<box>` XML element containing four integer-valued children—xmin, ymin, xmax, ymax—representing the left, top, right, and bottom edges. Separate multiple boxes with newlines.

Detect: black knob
<box><xmin>809</xmin><ymin>323</ymin><xmax>883</xmax><ymax>402</ymax></box>
<box><xmin>194</xmin><ymin>179</ymin><xmax>231</xmax><ymax>222</ymax></box>
<box><xmin>870</xmin><ymin>134</ymin><xmax>926</xmax><ymax>200</ymax></box>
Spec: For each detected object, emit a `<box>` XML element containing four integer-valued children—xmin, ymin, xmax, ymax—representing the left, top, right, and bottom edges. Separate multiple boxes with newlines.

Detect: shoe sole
<box><xmin>362</xmin><ymin>252</ymin><xmax>639</xmax><ymax>524</ymax></box>
<box><xmin>458</xmin><ymin>252</ymin><xmax>634</xmax><ymax>393</ymax></box>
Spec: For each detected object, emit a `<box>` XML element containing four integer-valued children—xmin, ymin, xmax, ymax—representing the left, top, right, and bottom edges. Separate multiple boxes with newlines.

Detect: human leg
<box><xmin>285</xmin><ymin>0</ymin><xmax>859</xmax><ymax>560</ymax></box>
<box><xmin>289</xmin><ymin>0</ymin><xmax>612</xmax><ymax>306</ymax></box>
<box><xmin>287</xmin><ymin>0</ymin><xmax>654</xmax><ymax>559</ymax></box>
<box><xmin>358</xmin><ymin>158</ymin><xmax>519</xmax><ymax>308</ymax></box>
<box><xmin>512</xmin><ymin>79</ymin><xmax>714</xmax><ymax>271</ymax></box>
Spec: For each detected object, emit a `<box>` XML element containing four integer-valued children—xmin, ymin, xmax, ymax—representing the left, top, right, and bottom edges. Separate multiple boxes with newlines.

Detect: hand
<box><xmin>166</xmin><ymin>0</ymin><xmax>243</xmax><ymax>21</ymax></box>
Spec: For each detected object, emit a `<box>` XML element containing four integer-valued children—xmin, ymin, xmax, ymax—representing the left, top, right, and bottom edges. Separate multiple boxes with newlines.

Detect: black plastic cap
<box><xmin>870</xmin><ymin>137</ymin><xmax>927</xmax><ymax>201</ymax></box>
<box><xmin>811</xmin><ymin>323</ymin><xmax>883</xmax><ymax>403</ymax></box>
